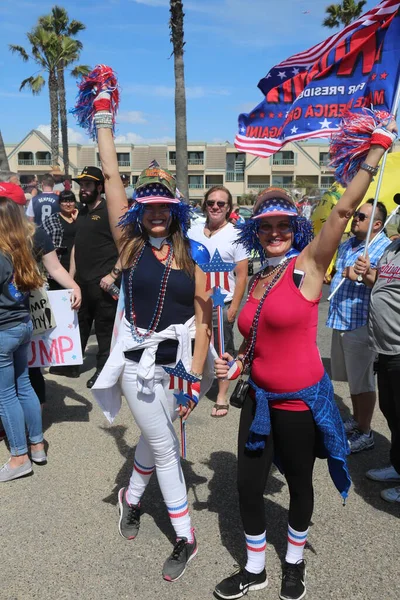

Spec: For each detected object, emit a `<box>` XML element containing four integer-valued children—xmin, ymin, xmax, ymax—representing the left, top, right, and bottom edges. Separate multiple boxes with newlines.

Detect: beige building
<box><xmin>6</xmin><ymin>129</ymin><xmax>400</xmax><ymax>200</ymax></box>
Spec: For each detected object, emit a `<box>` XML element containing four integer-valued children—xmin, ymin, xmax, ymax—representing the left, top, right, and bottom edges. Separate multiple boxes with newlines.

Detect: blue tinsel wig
<box><xmin>236</xmin><ymin>188</ymin><xmax>314</xmax><ymax>262</ymax></box>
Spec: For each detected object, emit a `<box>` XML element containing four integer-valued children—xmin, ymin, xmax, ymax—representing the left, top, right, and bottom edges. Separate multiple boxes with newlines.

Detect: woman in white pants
<box><xmin>88</xmin><ymin>86</ymin><xmax>212</xmax><ymax>582</ymax></box>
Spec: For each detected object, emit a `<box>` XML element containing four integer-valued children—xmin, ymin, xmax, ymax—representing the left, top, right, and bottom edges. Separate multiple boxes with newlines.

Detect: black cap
<box><xmin>120</xmin><ymin>174</ymin><xmax>130</xmax><ymax>183</ymax></box>
<box><xmin>72</xmin><ymin>166</ymin><xmax>104</xmax><ymax>184</ymax></box>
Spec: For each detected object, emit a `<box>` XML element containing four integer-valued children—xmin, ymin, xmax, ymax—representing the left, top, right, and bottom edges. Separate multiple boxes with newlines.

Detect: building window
<box><xmin>188</xmin><ymin>151</ymin><xmax>204</xmax><ymax>165</ymax></box>
<box><xmin>117</xmin><ymin>153</ymin><xmax>130</xmax><ymax>167</ymax></box>
<box><xmin>319</xmin><ymin>152</ymin><xmax>330</xmax><ymax>166</ymax></box>
<box><xmin>18</xmin><ymin>152</ymin><xmax>34</xmax><ymax>166</ymax></box>
<box><xmin>188</xmin><ymin>175</ymin><xmax>204</xmax><ymax>189</ymax></box>
<box><xmin>35</xmin><ymin>151</ymin><xmax>51</xmax><ymax>166</ymax></box>
<box><xmin>205</xmin><ymin>175</ymin><xmax>223</xmax><ymax>189</ymax></box>
<box><xmin>271</xmin><ymin>175</ymin><xmax>293</xmax><ymax>188</ymax></box>
<box><xmin>272</xmin><ymin>151</ymin><xmax>296</xmax><ymax>166</ymax></box>
<box><xmin>320</xmin><ymin>176</ymin><xmax>335</xmax><ymax>189</ymax></box>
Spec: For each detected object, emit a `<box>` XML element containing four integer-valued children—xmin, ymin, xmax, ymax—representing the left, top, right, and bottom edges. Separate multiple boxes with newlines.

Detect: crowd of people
<box><xmin>1</xmin><ymin>111</ymin><xmax>400</xmax><ymax>600</ymax></box>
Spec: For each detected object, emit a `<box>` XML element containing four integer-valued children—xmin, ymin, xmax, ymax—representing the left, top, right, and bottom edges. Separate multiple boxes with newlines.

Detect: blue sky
<box><xmin>0</xmin><ymin>0</ymin><xmax>378</xmax><ymax>145</ymax></box>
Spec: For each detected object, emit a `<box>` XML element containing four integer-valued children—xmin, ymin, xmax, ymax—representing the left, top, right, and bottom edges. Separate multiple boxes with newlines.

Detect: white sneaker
<box><xmin>366</xmin><ymin>465</ymin><xmax>400</xmax><ymax>482</ymax></box>
<box><xmin>348</xmin><ymin>430</ymin><xmax>374</xmax><ymax>454</ymax></box>
<box><xmin>380</xmin><ymin>486</ymin><xmax>400</xmax><ymax>503</ymax></box>
<box><xmin>343</xmin><ymin>417</ymin><xmax>358</xmax><ymax>434</ymax></box>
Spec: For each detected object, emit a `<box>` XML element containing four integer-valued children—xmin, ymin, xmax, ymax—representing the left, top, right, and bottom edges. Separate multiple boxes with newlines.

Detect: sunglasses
<box><xmin>143</xmin><ymin>203</ymin><xmax>170</xmax><ymax>211</ymax></box>
<box><xmin>60</xmin><ymin>201</ymin><xmax>75</xmax><ymax>205</ymax></box>
<box><xmin>353</xmin><ymin>211</ymin><xmax>369</xmax><ymax>222</ymax></box>
<box><xmin>258</xmin><ymin>222</ymin><xmax>292</xmax><ymax>234</ymax></box>
<box><xmin>206</xmin><ymin>200</ymin><xmax>227</xmax><ymax>208</ymax></box>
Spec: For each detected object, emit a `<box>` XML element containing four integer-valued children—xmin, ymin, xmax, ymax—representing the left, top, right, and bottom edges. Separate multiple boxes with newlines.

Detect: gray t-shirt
<box><xmin>0</xmin><ymin>252</ymin><xmax>29</xmax><ymax>330</ymax></box>
<box><xmin>368</xmin><ymin>238</ymin><xmax>400</xmax><ymax>354</ymax></box>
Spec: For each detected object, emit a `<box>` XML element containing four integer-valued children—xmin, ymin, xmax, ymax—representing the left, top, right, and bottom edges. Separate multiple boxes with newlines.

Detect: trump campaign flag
<box><xmin>235</xmin><ymin>0</ymin><xmax>400</xmax><ymax>158</ymax></box>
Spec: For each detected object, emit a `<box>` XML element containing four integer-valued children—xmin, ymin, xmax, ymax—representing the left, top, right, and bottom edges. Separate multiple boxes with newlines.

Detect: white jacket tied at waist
<box><xmin>92</xmin><ymin>315</ymin><xmax>216</xmax><ymax>423</ymax></box>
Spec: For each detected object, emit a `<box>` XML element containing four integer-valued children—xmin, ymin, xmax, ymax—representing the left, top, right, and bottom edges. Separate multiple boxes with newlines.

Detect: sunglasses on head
<box><xmin>353</xmin><ymin>211</ymin><xmax>369</xmax><ymax>222</ymax></box>
<box><xmin>206</xmin><ymin>200</ymin><xmax>227</xmax><ymax>208</ymax></box>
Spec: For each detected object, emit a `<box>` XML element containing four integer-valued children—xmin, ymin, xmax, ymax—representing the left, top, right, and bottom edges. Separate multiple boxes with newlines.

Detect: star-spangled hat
<box><xmin>252</xmin><ymin>188</ymin><xmax>299</xmax><ymax>220</ymax></box>
<box><xmin>135</xmin><ymin>159</ymin><xmax>180</xmax><ymax>204</ymax></box>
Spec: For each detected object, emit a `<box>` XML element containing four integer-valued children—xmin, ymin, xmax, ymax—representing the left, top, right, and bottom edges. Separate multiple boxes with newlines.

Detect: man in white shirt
<box><xmin>190</xmin><ymin>185</ymin><xmax>249</xmax><ymax>417</ymax></box>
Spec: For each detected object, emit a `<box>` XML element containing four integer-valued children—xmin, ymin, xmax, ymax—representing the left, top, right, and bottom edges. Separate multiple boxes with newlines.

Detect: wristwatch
<box><xmin>360</xmin><ymin>162</ymin><xmax>379</xmax><ymax>177</ymax></box>
<box><xmin>111</xmin><ymin>267</ymin><xmax>121</xmax><ymax>277</ymax></box>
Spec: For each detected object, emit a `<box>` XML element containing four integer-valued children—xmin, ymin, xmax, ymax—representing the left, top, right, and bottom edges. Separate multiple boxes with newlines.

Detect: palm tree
<box><xmin>38</xmin><ymin>6</ymin><xmax>89</xmax><ymax>176</ymax></box>
<box><xmin>10</xmin><ymin>27</ymin><xmax>60</xmax><ymax>167</ymax></box>
<box><xmin>323</xmin><ymin>0</ymin><xmax>367</xmax><ymax>28</ymax></box>
<box><xmin>9</xmin><ymin>7</ymin><xmax>89</xmax><ymax>173</ymax></box>
<box><xmin>170</xmin><ymin>0</ymin><xmax>189</xmax><ymax>202</ymax></box>
<box><xmin>0</xmin><ymin>130</ymin><xmax>11</xmax><ymax>180</ymax></box>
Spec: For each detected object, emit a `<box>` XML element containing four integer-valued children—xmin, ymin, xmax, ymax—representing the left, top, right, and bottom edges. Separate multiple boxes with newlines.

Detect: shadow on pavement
<box><xmin>193</xmin><ymin>451</ymin><xmax>293</xmax><ymax>565</ymax></box>
<box><xmin>347</xmin><ymin>430</ymin><xmax>400</xmax><ymax>516</ymax></box>
<box><xmin>42</xmin><ymin>380</ymin><xmax>92</xmax><ymax>434</ymax></box>
<box><xmin>100</xmin><ymin>424</ymin><xmax>208</xmax><ymax>545</ymax></box>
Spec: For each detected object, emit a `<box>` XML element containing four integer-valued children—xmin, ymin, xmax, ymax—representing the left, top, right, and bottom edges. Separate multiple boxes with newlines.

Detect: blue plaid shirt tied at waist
<box><xmin>326</xmin><ymin>233</ymin><xmax>391</xmax><ymax>331</ymax></box>
<box><xmin>248</xmin><ymin>372</ymin><xmax>351</xmax><ymax>501</ymax></box>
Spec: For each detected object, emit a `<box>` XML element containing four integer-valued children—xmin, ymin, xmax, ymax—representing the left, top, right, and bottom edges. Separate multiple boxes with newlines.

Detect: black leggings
<box><xmin>237</xmin><ymin>392</ymin><xmax>317</xmax><ymax>535</ymax></box>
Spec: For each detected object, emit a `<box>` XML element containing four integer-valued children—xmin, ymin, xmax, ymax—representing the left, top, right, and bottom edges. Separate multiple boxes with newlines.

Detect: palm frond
<box><xmin>9</xmin><ymin>44</ymin><xmax>29</xmax><ymax>61</ymax></box>
<box><xmin>20</xmin><ymin>74</ymin><xmax>46</xmax><ymax>95</ymax></box>
<box><xmin>70</xmin><ymin>64</ymin><xmax>91</xmax><ymax>78</ymax></box>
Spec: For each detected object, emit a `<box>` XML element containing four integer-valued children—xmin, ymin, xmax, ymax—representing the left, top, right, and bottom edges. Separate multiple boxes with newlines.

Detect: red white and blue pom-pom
<box><xmin>330</xmin><ymin>108</ymin><xmax>392</xmax><ymax>186</ymax></box>
<box><xmin>71</xmin><ymin>64</ymin><xmax>120</xmax><ymax>140</ymax></box>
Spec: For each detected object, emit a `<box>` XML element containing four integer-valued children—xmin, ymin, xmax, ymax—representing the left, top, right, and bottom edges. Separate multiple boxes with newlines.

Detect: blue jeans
<box><xmin>0</xmin><ymin>321</ymin><xmax>43</xmax><ymax>455</ymax></box>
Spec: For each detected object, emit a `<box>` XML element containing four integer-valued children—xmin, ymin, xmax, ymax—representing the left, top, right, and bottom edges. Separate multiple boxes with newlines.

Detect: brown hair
<box><xmin>202</xmin><ymin>185</ymin><xmax>233</xmax><ymax>220</ymax></box>
<box><xmin>41</xmin><ymin>174</ymin><xmax>55</xmax><ymax>188</ymax></box>
<box><xmin>120</xmin><ymin>211</ymin><xmax>195</xmax><ymax>278</ymax></box>
<box><xmin>0</xmin><ymin>198</ymin><xmax>44</xmax><ymax>292</ymax></box>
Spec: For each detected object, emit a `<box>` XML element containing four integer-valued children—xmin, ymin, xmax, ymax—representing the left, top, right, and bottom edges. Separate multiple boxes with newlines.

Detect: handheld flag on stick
<box><xmin>235</xmin><ymin>0</ymin><xmax>400</xmax><ymax>158</ymax></box>
<box><xmin>200</xmin><ymin>250</ymin><xmax>236</xmax><ymax>357</ymax></box>
<box><xmin>163</xmin><ymin>360</ymin><xmax>201</xmax><ymax>458</ymax></box>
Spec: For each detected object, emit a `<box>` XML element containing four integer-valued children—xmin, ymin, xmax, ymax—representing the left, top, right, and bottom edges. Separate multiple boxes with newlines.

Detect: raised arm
<box><xmin>97</xmin><ymin>125</ymin><xmax>128</xmax><ymax>248</ymax></box>
<box><xmin>298</xmin><ymin>121</ymin><xmax>397</xmax><ymax>286</ymax></box>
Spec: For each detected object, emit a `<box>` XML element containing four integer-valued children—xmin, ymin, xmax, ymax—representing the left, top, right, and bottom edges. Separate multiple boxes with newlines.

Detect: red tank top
<box><xmin>238</xmin><ymin>258</ymin><xmax>324</xmax><ymax>411</ymax></box>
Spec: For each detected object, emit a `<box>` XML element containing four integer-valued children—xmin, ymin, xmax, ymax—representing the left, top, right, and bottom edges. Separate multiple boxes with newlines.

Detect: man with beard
<box><xmin>327</xmin><ymin>200</ymin><xmax>391</xmax><ymax>453</ymax></box>
<box><xmin>69</xmin><ymin>167</ymin><xmax>121</xmax><ymax>388</ymax></box>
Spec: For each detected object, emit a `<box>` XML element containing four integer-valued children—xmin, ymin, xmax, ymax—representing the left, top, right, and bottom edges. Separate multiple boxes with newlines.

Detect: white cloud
<box><xmin>36</xmin><ymin>124</ymin><xmax>87</xmax><ymax>144</ymax></box>
<box><xmin>125</xmin><ymin>84</ymin><xmax>230</xmax><ymax>99</ymax></box>
<box><xmin>118</xmin><ymin>111</ymin><xmax>147</xmax><ymax>124</ymax></box>
<box><xmin>115</xmin><ymin>132</ymin><xmax>174</xmax><ymax>144</ymax></box>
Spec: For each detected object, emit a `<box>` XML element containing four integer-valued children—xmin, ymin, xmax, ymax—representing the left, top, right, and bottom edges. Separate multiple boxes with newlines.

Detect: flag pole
<box><xmin>359</xmin><ymin>73</ymin><xmax>400</xmax><ymax>262</ymax></box>
<box><xmin>327</xmin><ymin>201</ymin><xmax>400</xmax><ymax>301</ymax></box>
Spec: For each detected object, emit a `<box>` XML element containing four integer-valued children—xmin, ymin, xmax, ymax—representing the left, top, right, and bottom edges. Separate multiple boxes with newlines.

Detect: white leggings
<box><xmin>120</xmin><ymin>359</ymin><xmax>192</xmax><ymax>540</ymax></box>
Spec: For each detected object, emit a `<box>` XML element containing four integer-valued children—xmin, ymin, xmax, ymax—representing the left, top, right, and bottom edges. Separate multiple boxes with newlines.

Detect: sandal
<box><xmin>211</xmin><ymin>403</ymin><xmax>229</xmax><ymax>418</ymax></box>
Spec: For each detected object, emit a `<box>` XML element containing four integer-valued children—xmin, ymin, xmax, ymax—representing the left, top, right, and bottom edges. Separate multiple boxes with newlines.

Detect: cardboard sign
<box><xmin>28</xmin><ymin>289</ymin><xmax>83</xmax><ymax>368</ymax></box>
<box><xmin>29</xmin><ymin>287</ymin><xmax>56</xmax><ymax>335</ymax></box>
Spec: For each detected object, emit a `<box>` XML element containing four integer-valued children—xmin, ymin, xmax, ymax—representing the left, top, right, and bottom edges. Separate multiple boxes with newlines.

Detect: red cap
<box><xmin>0</xmin><ymin>182</ymin><xmax>26</xmax><ymax>206</ymax></box>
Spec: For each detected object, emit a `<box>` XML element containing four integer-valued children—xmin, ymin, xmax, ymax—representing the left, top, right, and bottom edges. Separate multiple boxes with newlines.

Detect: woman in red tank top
<box><xmin>214</xmin><ymin>121</ymin><xmax>397</xmax><ymax>600</ymax></box>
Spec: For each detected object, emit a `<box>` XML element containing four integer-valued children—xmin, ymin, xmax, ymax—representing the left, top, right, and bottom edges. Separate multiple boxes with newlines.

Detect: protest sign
<box><xmin>29</xmin><ymin>287</ymin><xmax>56</xmax><ymax>335</ymax></box>
<box><xmin>28</xmin><ymin>289</ymin><xmax>83</xmax><ymax>368</ymax></box>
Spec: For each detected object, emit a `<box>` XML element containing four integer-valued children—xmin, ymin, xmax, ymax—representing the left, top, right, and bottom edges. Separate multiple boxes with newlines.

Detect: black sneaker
<box><xmin>162</xmin><ymin>532</ymin><xmax>198</xmax><ymax>581</ymax></box>
<box><xmin>215</xmin><ymin>567</ymin><xmax>268</xmax><ymax>599</ymax></box>
<box><xmin>280</xmin><ymin>561</ymin><xmax>306</xmax><ymax>600</ymax></box>
<box><xmin>86</xmin><ymin>369</ymin><xmax>101</xmax><ymax>389</ymax></box>
<box><xmin>118</xmin><ymin>487</ymin><xmax>141</xmax><ymax>540</ymax></box>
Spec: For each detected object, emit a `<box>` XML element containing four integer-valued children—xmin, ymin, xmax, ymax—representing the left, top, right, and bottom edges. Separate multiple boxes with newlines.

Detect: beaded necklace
<box><xmin>127</xmin><ymin>240</ymin><xmax>174</xmax><ymax>342</ymax></box>
<box><xmin>243</xmin><ymin>259</ymin><xmax>290</xmax><ymax>370</ymax></box>
<box><xmin>151</xmin><ymin>244</ymin><xmax>171</xmax><ymax>263</ymax></box>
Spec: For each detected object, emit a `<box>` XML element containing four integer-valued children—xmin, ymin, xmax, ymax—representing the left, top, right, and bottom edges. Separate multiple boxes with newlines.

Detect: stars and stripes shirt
<box><xmin>326</xmin><ymin>233</ymin><xmax>391</xmax><ymax>331</ymax></box>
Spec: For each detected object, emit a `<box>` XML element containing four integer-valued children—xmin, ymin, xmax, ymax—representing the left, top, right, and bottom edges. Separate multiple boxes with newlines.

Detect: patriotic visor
<box><xmin>134</xmin><ymin>160</ymin><xmax>180</xmax><ymax>204</ymax></box>
<box><xmin>252</xmin><ymin>188</ymin><xmax>299</xmax><ymax>220</ymax></box>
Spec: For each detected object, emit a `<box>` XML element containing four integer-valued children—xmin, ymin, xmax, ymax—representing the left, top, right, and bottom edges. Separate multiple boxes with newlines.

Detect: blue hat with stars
<box><xmin>252</xmin><ymin>188</ymin><xmax>298</xmax><ymax>220</ymax></box>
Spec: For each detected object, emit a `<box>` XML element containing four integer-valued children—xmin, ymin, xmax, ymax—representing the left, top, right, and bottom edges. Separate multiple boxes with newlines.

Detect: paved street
<box><xmin>1</xmin><ymin>288</ymin><xmax>399</xmax><ymax>600</ymax></box>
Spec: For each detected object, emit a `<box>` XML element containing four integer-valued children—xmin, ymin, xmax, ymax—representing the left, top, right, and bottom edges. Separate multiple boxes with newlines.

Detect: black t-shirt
<box><xmin>74</xmin><ymin>199</ymin><xmax>118</xmax><ymax>285</ymax></box>
<box><xmin>33</xmin><ymin>227</ymin><xmax>55</xmax><ymax>262</ymax></box>
<box><xmin>123</xmin><ymin>245</ymin><xmax>196</xmax><ymax>363</ymax></box>
<box><xmin>59</xmin><ymin>217</ymin><xmax>77</xmax><ymax>271</ymax></box>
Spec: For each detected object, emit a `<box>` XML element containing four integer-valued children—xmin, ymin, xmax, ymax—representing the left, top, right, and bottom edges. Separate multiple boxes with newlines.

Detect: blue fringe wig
<box><xmin>236</xmin><ymin>215</ymin><xmax>314</xmax><ymax>263</ymax></box>
<box><xmin>118</xmin><ymin>198</ymin><xmax>193</xmax><ymax>238</ymax></box>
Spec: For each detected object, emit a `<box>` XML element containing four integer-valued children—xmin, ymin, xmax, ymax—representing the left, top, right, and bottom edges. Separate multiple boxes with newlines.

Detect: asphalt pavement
<box><xmin>1</xmin><ymin>288</ymin><xmax>399</xmax><ymax>600</ymax></box>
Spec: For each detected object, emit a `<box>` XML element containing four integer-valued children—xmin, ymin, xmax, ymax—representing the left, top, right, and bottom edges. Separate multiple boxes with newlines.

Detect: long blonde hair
<box><xmin>0</xmin><ymin>198</ymin><xmax>44</xmax><ymax>292</ymax></box>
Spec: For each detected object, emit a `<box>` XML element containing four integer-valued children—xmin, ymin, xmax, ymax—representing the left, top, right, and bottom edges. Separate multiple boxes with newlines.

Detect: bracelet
<box><xmin>189</xmin><ymin>370</ymin><xmax>203</xmax><ymax>380</ymax></box>
<box><xmin>94</xmin><ymin>112</ymin><xmax>113</xmax><ymax>129</ymax></box>
<box><xmin>371</xmin><ymin>126</ymin><xmax>397</xmax><ymax>150</ymax></box>
<box><xmin>360</xmin><ymin>162</ymin><xmax>379</xmax><ymax>177</ymax></box>
<box><xmin>112</xmin><ymin>267</ymin><xmax>122</xmax><ymax>277</ymax></box>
